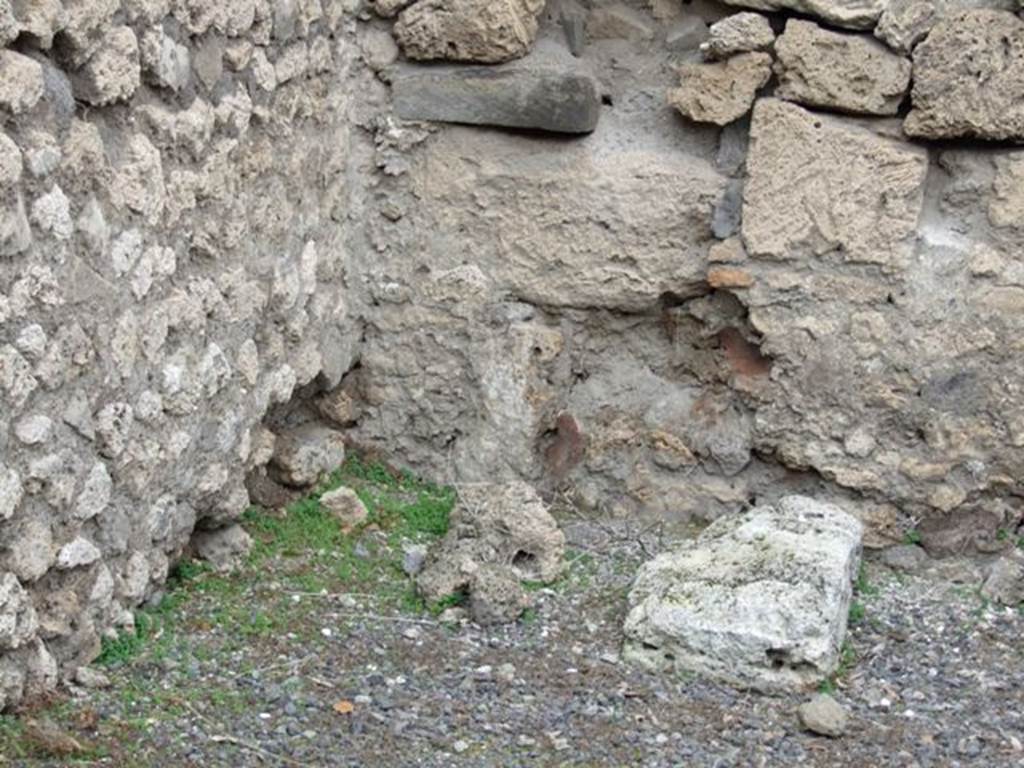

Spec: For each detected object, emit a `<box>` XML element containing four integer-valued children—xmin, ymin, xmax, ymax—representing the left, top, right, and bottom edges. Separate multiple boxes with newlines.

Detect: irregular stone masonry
<box><xmin>1</xmin><ymin>0</ymin><xmax>360</xmax><ymax>710</ymax></box>
<box><xmin>3</xmin><ymin>0</ymin><xmax>1024</xmax><ymax>709</ymax></box>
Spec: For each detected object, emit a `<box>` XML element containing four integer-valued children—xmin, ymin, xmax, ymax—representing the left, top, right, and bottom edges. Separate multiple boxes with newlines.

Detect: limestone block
<box><xmin>0</xmin><ymin>131</ymin><xmax>21</xmax><ymax>187</ymax></box>
<box><xmin>0</xmin><ymin>573</ymin><xmax>38</xmax><ymax>650</ymax></box>
<box><xmin>874</xmin><ymin>0</ymin><xmax>939</xmax><ymax>52</ymax></box>
<box><xmin>742</xmin><ymin>99</ymin><xmax>928</xmax><ymax>265</ymax></box>
<box><xmin>701</xmin><ymin>12</ymin><xmax>774</xmax><ymax>61</ymax></box>
<box><xmin>721</xmin><ymin>0</ymin><xmax>884</xmax><ymax>29</ymax></box>
<box><xmin>904</xmin><ymin>11</ymin><xmax>1024</xmax><ymax>140</ymax></box>
<box><xmin>29</xmin><ymin>186</ymin><xmax>73</xmax><ymax>240</ymax></box>
<box><xmin>668</xmin><ymin>53</ymin><xmax>772</xmax><ymax>126</ymax></box>
<box><xmin>623</xmin><ymin>496</ymin><xmax>863</xmax><ymax>691</ymax></box>
<box><xmin>0</xmin><ymin>51</ymin><xmax>45</xmax><ymax>115</ymax></box>
<box><xmin>981</xmin><ymin>550</ymin><xmax>1024</xmax><ymax>606</ymax></box>
<box><xmin>269</xmin><ymin>424</ymin><xmax>347</xmax><ymax>487</ymax></box>
<box><xmin>61</xmin><ymin>0</ymin><xmax>120</xmax><ymax>65</ymax></box>
<box><xmin>72</xmin><ymin>26</ymin><xmax>141</xmax><ymax>106</ymax></box>
<box><xmin>11</xmin><ymin>0</ymin><xmax>66</xmax><ymax>48</ymax></box>
<box><xmin>0</xmin><ymin>2</ymin><xmax>18</xmax><ymax>45</ymax></box>
<box><xmin>319</xmin><ymin>486</ymin><xmax>369</xmax><ymax>529</ymax></box>
<box><xmin>0</xmin><ymin>465</ymin><xmax>22</xmax><ymax>521</ymax></box>
<box><xmin>140</xmin><ymin>25</ymin><xmax>191</xmax><ymax>91</ymax></box>
<box><xmin>774</xmin><ymin>19</ymin><xmax>912</xmax><ymax>116</ymax></box>
<box><xmin>394</xmin><ymin>0</ymin><xmax>545</xmax><ymax>63</ymax></box>
<box><xmin>371</xmin><ymin>0</ymin><xmax>413</xmax><ymax>17</ymax></box>
<box><xmin>192</xmin><ymin>524</ymin><xmax>252</xmax><ymax>573</ymax></box>
<box><xmin>2</xmin><ymin>518</ymin><xmax>53</xmax><ymax>583</ymax></box>
<box><xmin>411</xmin><ymin>126</ymin><xmax>726</xmax><ymax>311</ymax></box>
<box><xmin>56</xmin><ymin>538</ymin><xmax>101</xmax><ymax>570</ymax></box>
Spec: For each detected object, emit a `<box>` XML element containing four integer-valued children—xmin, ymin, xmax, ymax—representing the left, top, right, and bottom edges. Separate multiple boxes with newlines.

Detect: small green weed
<box><xmin>903</xmin><ymin>529</ymin><xmax>923</xmax><ymax>546</ymax></box>
<box><xmin>848</xmin><ymin>600</ymin><xmax>866</xmax><ymax>625</ymax></box>
<box><xmin>426</xmin><ymin>592</ymin><xmax>467</xmax><ymax>616</ymax></box>
<box><xmin>819</xmin><ymin>640</ymin><xmax>857</xmax><ymax>694</ymax></box>
<box><xmin>854</xmin><ymin>563</ymin><xmax>879</xmax><ymax>598</ymax></box>
<box><xmin>97</xmin><ymin>612</ymin><xmax>158</xmax><ymax>667</ymax></box>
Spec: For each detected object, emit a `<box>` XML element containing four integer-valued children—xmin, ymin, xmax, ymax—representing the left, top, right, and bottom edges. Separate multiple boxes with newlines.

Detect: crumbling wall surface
<box><xmin>347</xmin><ymin>0</ymin><xmax>1024</xmax><ymax>560</ymax></box>
<box><xmin>0</xmin><ymin>0</ymin><xmax>362</xmax><ymax>708</ymax></box>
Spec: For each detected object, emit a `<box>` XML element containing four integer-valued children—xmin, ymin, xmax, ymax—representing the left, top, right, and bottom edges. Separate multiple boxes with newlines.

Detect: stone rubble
<box><xmin>319</xmin><ymin>486</ymin><xmax>370</xmax><ymax>530</ymax></box>
<box><xmin>416</xmin><ymin>482</ymin><xmax>566</xmax><ymax>622</ymax></box>
<box><xmin>798</xmin><ymin>693</ymin><xmax>849</xmax><ymax>737</ymax></box>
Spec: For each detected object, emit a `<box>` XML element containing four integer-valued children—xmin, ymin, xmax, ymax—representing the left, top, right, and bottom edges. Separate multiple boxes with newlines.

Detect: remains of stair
<box><xmin>623</xmin><ymin>496</ymin><xmax>864</xmax><ymax>692</ymax></box>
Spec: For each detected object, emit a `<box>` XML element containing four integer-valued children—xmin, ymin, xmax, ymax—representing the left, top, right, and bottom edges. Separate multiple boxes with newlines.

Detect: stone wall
<box><xmin>346</xmin><ymin>0</ymin><xmax>1024</xmax><ymax>558</ymax></box>
<box><xmin>1</xmin><ymin>0</ymin><xmax>362</xmax><ymax>708</ymax></box>
<box><xmin>4</xmin><ymin>0</ymin><xmax>1024</xmax><ymax>709</ymax></box>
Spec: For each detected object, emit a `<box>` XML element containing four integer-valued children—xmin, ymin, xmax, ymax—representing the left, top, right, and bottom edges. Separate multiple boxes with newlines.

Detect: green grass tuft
<box><xmin>902</xmin><ymin>528</ymin><xmax>923</xmax><ymax>546</ymax></box>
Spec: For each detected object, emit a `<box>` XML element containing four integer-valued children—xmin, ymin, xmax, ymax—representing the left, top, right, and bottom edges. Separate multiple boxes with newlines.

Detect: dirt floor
<box><xmin>1</xmin><ymin>458</ymin><xmax>1022</xmax><ymax>767</ymax></box>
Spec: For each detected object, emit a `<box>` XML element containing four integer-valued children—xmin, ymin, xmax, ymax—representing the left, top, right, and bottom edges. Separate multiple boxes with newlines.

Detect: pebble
<box><xmin>798</xmin><ymin>694</ymin><xmax>849</xmax><ymax>738</ymax></box>
<box><xmin>453</xmin><ymin>739</ymin><xmax>469</xmax><ymax>754</ymax></box>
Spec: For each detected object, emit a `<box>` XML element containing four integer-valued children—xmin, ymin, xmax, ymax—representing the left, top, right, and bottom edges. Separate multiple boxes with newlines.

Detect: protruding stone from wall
<box><xmin>392</xmin><ymin>59</ymin><xmax>601</xmax><ymax>134</ymax></box>
<box><xmin>774</xmin><ymin>19</ymin><xmax>912</xmax><ymax>116</ymax></box>
<box><xmin>904</xmin><ymin>10</ymin><xmax>1024</xmax><ymax>140</ymax></box>
<box><xmin>394</xmin><ymin>0</ymin><xmax>546</xmax><ymax>63</ymax></box>
<box><xmin>623</xmin><ymin>496</ymin><xmax>863</xmax><ymax>692</ymax></box>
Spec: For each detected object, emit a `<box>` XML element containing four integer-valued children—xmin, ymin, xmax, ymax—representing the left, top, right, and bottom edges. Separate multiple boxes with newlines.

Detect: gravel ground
<box><xmin>1</xmin><ymin>483</ymin><xmax>1022</xmax><ymax>768</ymax></box>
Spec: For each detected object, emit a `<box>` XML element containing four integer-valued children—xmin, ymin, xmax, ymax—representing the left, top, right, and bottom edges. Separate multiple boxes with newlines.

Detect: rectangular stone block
<box><xmin>623</xmin><ymin>496</ymin><xmax>863</xmax><ymax>691</ymax></box>
<box><xmin>391</xmin><ymin>60</ymin><xmax>601</xmax><ymax>134</ymax></box>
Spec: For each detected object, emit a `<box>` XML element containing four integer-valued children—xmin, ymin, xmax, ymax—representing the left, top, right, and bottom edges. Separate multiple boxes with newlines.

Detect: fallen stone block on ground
<box><xmin>622</xmin><ymin>496</ymin><xmax>863</xmax><ymax>692</ymax></box>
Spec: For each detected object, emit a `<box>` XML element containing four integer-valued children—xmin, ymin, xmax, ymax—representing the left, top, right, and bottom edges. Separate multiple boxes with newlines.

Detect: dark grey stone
<box><xmin>712</xmin><ymin>178</ymin><xmax>743</xmax><ymax>239</ymax></box>
<box><xmin>392</xmin><ymin>62</ymin><xmax>601</xmax><ymax>134</ymax></box>
<box><xmin>561</xmin><ymin>10</ymin><xmax>586</xmax><ymax>57</ymax></box>
<box><xmin>666</xmin><ymin>16</ymin><xmax>709</xmax><ymax>53</ymax></box>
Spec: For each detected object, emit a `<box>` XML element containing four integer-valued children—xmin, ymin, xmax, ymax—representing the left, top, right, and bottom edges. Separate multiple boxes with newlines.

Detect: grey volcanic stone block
<box><xmin>392</xmin><ymin>62</ymin><xmax>601</xmax><ymax>134</ymax></box>
<box><xmin>623</xmin><ymin>496</ymin><xmax>863</xmax><ymax>692</ymax></box>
